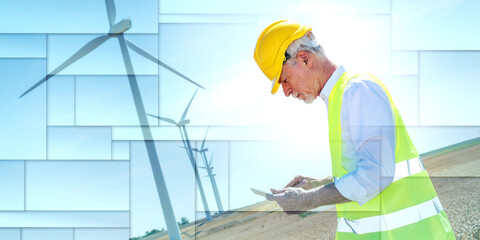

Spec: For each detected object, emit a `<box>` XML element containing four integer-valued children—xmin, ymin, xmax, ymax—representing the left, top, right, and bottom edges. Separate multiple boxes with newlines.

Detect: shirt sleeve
<box><xmin>334</xmin><ymin>78</ymin><xmax>397</xmax><ymax>206</ymax></box>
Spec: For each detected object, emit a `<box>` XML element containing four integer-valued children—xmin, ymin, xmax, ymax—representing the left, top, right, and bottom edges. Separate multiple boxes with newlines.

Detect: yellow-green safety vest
<box><xmin>328</xmin><ymin>72</ymin><xmax>455</xmax><ymax>239</ymax></box>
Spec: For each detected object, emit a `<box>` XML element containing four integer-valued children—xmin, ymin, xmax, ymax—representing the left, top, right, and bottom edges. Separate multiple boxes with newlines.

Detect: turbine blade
<box><xmin>19</xmin><ymin>35</ymin><xmax>111</xmax><ymax>98</ymax></box>
<box><xmin>180</xmin><ymin>88</ymin><xmax>199</xmax><ymax>122</ymax></box>
<box><xmin>105</xmin><ymin>0</ymin><xmax>116</xmax><ymax>27</ymax></box>
<box><xmin>178</xmin><ymin>146</ymin><xmax>200</xmax><ymax>152</ymax></box>
<box><xmin>125</xmin><ymin>39</ymin><xmax>205</xmax><ymax>89</ymax></box>
<box><xmin>209</xmin><ymin>150</ymin><xmax>215</xmax><ymax>166</ymax></box>
<box><xmin>147</xmin><ymin>113</ymin><xmax>177</xmax><ymax>125</ymax></box>
<box><xmin>18</xmin><ymin>75</ymin><xmax>49</xmax><ymax>99</ymax></box>
<box><xmin>198</xmin><ymin>166</ymin><xmax>207</xmax><ymax>169</ymax></box>
<box><xmin>159</xmin><ymin>117</ymin><xmax>177</xmax><ymax>125</ymax></box>
<box><xmin>201</xmin><ymin>126</ymin><xmax>210</xmax><ymax>150</ymax></box>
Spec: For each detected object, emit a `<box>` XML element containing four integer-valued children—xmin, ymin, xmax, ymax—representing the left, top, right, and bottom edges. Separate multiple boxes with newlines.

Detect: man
<box><xmin>253</xmin><ymin>20</ymin><xmax>455</xmax><ymax>239</ymax></box>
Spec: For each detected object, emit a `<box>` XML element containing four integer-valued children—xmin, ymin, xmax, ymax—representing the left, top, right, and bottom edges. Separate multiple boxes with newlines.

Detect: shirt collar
<box><xmin>320</xmin><ymin>65</ymin><xmax>345</xmax><ymax>106</ymax></box>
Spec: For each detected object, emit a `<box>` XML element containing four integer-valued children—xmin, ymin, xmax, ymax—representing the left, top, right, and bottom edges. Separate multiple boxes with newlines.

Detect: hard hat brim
<box><xmin>271</xmin><ymin>70</ymin><xmax>281</xmax><ymax>95</ymax></box>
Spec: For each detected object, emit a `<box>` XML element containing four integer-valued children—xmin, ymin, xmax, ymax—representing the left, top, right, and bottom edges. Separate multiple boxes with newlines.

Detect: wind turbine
<box><xmin>147</xmin><ymin>89</ymin><xmax>213</xmax><ymax>221</ymax></box>
<box><xmin>17</xmin><ymin>1</ymin><xmax>205</xmax><ymax>239</ymax></box>
<box><xmin>19</xmin><ymin>4</ymin><xmax>204</xmax><ymax>99</ymax></box>
<box><xmin>187</xmin><ymin>128</ymin><xmax>224</xmax><ymax>213</ymax></box>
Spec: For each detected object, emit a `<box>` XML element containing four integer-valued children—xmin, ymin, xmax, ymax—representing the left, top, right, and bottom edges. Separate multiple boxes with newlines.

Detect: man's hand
<box><xmin>265</xmin><ymin>187</ymin><xmax>316</xmax><ymax>214</ymax></box>
<box><xmin>266</xmin><ymin>180</ymin><xmax>349</xmax><ymax>215</ymax></box>
<box><xmin>278</xmin><ymin>175</ymin><xmax>331</xmax><ymax>191</ymax></box>
<box><xmin>284</xmin><ymin>175</ymin><xmax>319</xmax><ymax>190</ymax></box>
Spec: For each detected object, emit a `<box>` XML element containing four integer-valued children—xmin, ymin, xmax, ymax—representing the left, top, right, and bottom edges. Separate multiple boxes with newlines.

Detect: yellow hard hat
<box><xmin>254</xmin><ymin>20</ymin><xmax>312</xmax><ymax>94</ymax></box>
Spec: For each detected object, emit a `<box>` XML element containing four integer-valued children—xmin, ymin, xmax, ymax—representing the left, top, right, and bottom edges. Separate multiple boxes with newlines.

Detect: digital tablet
<box><xmin>250</xmin><ymin>187</ymin><xmax>268</xmax><ymax>197</ymax></box>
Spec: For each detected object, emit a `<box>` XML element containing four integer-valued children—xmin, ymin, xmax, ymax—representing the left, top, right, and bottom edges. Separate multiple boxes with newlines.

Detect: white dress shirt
<box><xmin>320</xmin><ymin>65</ymin><xmax>396</xmax><ymax>206</ymax></box>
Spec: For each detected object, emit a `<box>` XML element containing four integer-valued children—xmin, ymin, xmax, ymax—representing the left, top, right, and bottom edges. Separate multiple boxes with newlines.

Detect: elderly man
<box><xmin>254</xmin><ymin>20</ymin><xmax>455</xmax><ymax>239</ymax></box>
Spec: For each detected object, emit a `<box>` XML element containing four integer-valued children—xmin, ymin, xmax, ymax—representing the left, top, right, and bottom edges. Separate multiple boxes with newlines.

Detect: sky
<box><xmin>0</xmin><ymin>0</ymin><xmax>480</xmax><ymax>239</ymax></box>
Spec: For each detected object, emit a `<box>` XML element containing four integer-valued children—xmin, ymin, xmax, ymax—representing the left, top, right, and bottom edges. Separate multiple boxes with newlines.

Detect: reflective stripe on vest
<box><xmin>337</xmin><ymin>197</ymin><xmax>444</xmax><ymax>234</ymax></box>
<box><xmin>392</xmin><ymin>156</ymin><xmax>425</xmax><ymax>182</ymax></box>
<box><xmin>333</xmin><ymin>156</ymin><xmax>425</xmax><ymax>182</ymax></box>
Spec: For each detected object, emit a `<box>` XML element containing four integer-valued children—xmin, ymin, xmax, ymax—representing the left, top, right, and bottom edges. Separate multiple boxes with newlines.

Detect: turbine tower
<box><xmin>18</xmin><ymin>1</ymin><xmax>204</xmax><ymax>239</ymax></box>
<box><xmin>147</xmin><ymin>89</ymin><xmax>213</xmax><ymax>221</ymax></box>
<box><xmin>192</xmin><ymin>128</ymin><xmax>225</xmax><ymax>213</ymax></box>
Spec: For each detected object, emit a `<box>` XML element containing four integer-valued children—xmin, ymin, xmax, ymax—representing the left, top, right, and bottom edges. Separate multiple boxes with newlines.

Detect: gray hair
<box><xmin>285</xmin><ymin>31</ymin><xmax>325</xmax><ymax>65</ymax></box>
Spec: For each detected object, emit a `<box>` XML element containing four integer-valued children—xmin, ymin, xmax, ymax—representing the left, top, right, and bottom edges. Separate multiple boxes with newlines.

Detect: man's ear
<box><xmin>296</xmin><ymin>51</ymin><xmax>312</xmax><ymax>68</ymax></box>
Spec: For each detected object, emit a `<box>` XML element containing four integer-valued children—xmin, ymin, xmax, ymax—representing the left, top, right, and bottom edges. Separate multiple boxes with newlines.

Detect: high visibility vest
<box><xmin>328</xmin><ymin>72</ymin><xmax>455</xmax><ymax>239</ymax></box>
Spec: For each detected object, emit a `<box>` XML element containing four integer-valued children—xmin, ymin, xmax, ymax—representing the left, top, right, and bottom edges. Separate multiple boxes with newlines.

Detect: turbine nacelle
<box><xmin>179</xmin><ymin>146</ymin><xmax>208</xmax><ymax>153</ymax></box>
<box><xmin>178</xmin><ymin>146</ymin><xmax>208</xmax><ymax>153</ymax></box>
<box><xmin>177</xmin><ymin>119</ymin><xmax>190</xmax><ymax>126</ymax></box>
<box><xmin>109</xmin><ymin>19</ymin><xmax>131</xmax><ymax>35</ymax></box>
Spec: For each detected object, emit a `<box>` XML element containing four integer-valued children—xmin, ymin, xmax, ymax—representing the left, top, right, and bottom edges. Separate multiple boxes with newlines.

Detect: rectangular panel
<box><xmin>47</xmin><ymin>127</ymin><xmax>111</xmax><ymax>160</ymax></box>
<box><xmin>378</xmin><ymin>75</ymin><xmax>418</xmax><ymax>126</ymax></box>
<box><xmin>48</xmin><ymin>34</ymin><xmax>158</xmax><ymax>75</ymax></box>
<box><xmin>0</xmin><ymin>212</ymin><xmax>129</xmax><ymax>227</ymax></box>
<box><xmin>229</xmin><ymin>140</ymin><xmax>332</xmax><ymax>210</ymax></box>
<box><xmin>408</xmin><ymin>126</ymin><xmax>480</xmax><ymax>177</ymax></box>
<box><xmin>408</xmin><ymin>127</ymin><xmax>480</xmax><ymax>156</ymax></box>
<box><xmin>0</xmin><ymin>161</ymin><xmax>24</xmax><ymax>210</ymax></box>
<box><xmin>419</xmin><ymin>51</ymin><xmax>480</xmax><ymax>125</ymax></box>
<box><xmin>391</xmin><ymin>51</ymin><xmax>418</xmax><ymax>75</ymax></box>
<box><xmin>75</xmin><ymin>228</ymin><xmax>129</xmax><ymax>240</ymax></box>
<box><xmin>75</xmin><ymin>76</ymin><xmax>158</xmax><ymax>126</ymax></box>
<box><xmin>26</xmin><ymin>161</ymin><xmax>129</xmax><ymax>210</ymax></box>
<box><xmin>112</xmin><ymin>141</ymin><xmax>130</xmax><ymax>160</ymax></box>
<box><xmin>0</xmin><ymin>0</ymin><xmax>157</xmax><ymax>34</ymax></box>
<box><xmin>48</xmin><ymin>76</ymin><xmax>75</xmax><ymax>126</ymax></box>
<box><xmin>23</xmin><ymin>228</ymin><xmax>73</xmax><ymax>240</ymax></box>
<box><xmin>0</xmin><ymin>229</ymin><xmax>20</xmax><ymax>240</ymax></box>
<box><xmin>0</xmin><ymin>59</ymin><xmax>46</xmax><ymax>160</ymax></box>
<box><xmin>0</xmin><ymin>34</ymin><xmax>46</xmax><ymax>58</ymax></box>
<box><xmin>423</xmin><ymin>146</ymin><xmax>480</xmax><ymax>178</ymax></box>
<box><xmin>159</xmin><ymin>23</ymin><xmax>259</xmax><ymax>126</ymax></box>
<box><xmin>160</xmin><ymin>0</ymin><xmax>390</xmax><ymax>14</ymax></box>
<box><xmin>130</xmin><ymin>141</ymin><xmax>195</xmax><ymax>238</ymax></box>
<box><xmin>392</xmin><ymin>0</ymin><xmax>480</xmax><ymax>50</ymax></box>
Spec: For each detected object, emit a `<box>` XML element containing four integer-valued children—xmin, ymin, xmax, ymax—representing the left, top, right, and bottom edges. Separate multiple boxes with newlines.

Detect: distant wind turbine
<box><xmin>188</xmin><ymin>128</ymin><xmax>224</xmax><ymax>213</ymax></box>
<box><xmin>148</xmin><ymin>88</ymin><xmax>213</xmax><ymax>221</ymax></box>
<box><xmin>17</xmin><ymin>0</ymin><xmax>206</xmax><ymax>239</ymax></box>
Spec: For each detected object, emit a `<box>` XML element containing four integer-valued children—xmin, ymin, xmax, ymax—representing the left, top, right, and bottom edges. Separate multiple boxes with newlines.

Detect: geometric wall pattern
<box><xmin>0</xmin><ymin>0</ymin><xmax>479</xmax><ymax>239</ymax></box>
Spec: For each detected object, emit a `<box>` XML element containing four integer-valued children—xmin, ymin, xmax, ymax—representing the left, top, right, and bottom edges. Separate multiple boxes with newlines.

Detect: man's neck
<box><xmin>316</xmin><ymin>59</ymin><xmax>338</xmax><ymax>96</ymax></box>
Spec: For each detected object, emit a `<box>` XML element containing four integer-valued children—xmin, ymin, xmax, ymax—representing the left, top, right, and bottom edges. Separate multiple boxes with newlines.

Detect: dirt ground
<box><xmin>154</xmin><ymin>143</ymin><xmax>480</xmax><ymax>240</ymax></box>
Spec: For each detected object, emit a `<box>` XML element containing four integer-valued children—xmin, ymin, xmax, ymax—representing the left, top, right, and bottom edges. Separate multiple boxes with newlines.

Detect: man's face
<box><xmin>278</xmin><ymin>54</ymin><xmax>318</xmax><ymax>104</ymax></box>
